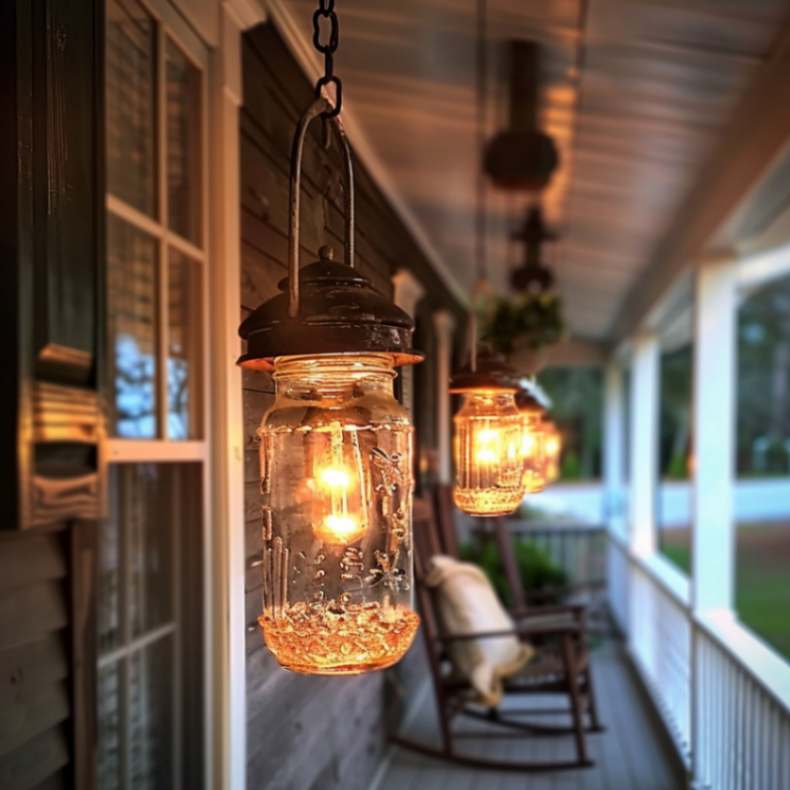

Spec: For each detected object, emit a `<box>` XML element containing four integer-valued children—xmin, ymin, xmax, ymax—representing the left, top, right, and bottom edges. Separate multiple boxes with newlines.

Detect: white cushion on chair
<box><xmin>425</xmin><ymin>554</ymin><xmax>535</xmax><ymax>706</ymax></box>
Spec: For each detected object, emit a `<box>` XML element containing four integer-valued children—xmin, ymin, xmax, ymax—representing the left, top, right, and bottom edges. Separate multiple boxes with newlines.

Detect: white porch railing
<box><xmin>607</xmin><ymin>533</ymin><xmax>790</xmax><ymax>789</ymax></box>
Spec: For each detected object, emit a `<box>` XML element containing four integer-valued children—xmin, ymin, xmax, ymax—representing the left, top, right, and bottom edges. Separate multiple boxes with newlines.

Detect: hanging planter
<box><xmin>238</xmin><ymin>3</ymin><xmax>423</xmax><ymax>676</ymax></box>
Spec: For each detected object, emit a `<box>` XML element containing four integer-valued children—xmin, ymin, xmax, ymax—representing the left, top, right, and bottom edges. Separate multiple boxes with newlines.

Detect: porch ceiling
<box><xmin>279</xmin><ymin>0</ymin><xmax>790</xmax><ymax>341</ymax></box>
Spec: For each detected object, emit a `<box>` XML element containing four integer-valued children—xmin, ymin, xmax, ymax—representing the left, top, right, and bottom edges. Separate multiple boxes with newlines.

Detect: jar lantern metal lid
<box><xmin>237</xmin><ymin>97</ymin><xmax>423</xmax><ymax>371</ymax></box>
<box><xmin>449</xmin><ymin>350</ymin><xmax>519</xmax><ymax>393</ymax></box>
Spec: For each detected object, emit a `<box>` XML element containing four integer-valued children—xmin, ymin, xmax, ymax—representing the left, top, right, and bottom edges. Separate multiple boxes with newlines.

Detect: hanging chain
<box><xmin>312</xmin><ymin>0</ymin><xmax>342</xmax><ymax>117</ymax></box>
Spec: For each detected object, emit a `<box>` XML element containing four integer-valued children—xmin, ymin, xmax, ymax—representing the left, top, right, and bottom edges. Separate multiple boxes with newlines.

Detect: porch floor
<box><xmin>379</xmin><ymin>639</ymin><xmax>686</xmax><ymax>790</ymax></box>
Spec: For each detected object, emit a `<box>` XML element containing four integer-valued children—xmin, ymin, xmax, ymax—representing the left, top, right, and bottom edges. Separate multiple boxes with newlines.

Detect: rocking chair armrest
<box><xmin>435</xmin><ymin>621</ymin><xmax>581</xmax><ymax>644</ymax></box>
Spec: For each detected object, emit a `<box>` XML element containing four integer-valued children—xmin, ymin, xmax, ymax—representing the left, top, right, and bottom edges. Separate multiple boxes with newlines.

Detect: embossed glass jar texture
<box><xmin>452</xmin><ymin>390</ymin><xmax>525</xmax><ymax>517</ymax></box>
<box><xmin>256</xmin><ymin>353</ymin><xmax>418</xmax><ymax>675</ymax></box>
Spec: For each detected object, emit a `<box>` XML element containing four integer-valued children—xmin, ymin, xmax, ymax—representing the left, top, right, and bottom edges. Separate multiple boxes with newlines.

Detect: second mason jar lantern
<box><xmin>450</xmin><ymin>351</ymin><xmax>526</xmax><ymax>517</ymax></box>
<box><xmin>238</xmin><ymin>97</ymin><xmax>423</xmax><ymax>675</ymax></box>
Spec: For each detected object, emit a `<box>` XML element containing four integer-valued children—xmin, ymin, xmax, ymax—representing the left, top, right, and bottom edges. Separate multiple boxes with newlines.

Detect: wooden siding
<box><xmin>240</xmin><ymin>24</ymin><xmax>462</xmax><ymax>790</ymax></box>
<box><xmin>0</xmin><ymin>531</ymin><xmax>71</xmax><ymax>789</ymax></box>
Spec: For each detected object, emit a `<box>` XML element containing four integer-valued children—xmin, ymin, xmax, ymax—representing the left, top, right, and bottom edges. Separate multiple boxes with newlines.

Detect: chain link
<box><xmin>312</xmin><ymin>0</ymin><xmax>342</xmax><ymax>117</ymax></box>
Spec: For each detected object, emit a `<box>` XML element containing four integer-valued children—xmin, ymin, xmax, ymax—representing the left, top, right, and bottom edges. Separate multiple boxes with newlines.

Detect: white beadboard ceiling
<box><xmin>278</xmin><ymin>0</ymin><xmax>790</xmax><ymax>340</ymax></box>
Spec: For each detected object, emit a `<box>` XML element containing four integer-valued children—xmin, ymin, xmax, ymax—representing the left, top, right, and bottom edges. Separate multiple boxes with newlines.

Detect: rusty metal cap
<box><xmin>449</xmin><ymin>350</ymin><xmax>519</xmax><ymax>393</ymax></box>
<box><xmin>238</xmin><ymin>246</ymin><xmax>424</xmax><ymax>370</ymax></box>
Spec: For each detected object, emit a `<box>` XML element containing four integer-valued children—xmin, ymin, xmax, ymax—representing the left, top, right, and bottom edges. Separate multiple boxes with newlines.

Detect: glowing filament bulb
<box><xmin>313</xmin><ymin>422</ymin><xmax>366</xmax><ymax>545</ymax></box>
<box><xmin>474</xmin><ymin>427</ymin><xmax>501</xmax><ymax>464</ymax></box>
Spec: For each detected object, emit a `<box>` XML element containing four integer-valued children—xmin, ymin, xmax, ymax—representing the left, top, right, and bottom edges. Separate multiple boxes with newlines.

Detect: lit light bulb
<box><xmin>312</xmin><ymin>422</ymin><xmax>367</xmax><ymax>545</ymax></box>
<box><xmin>474</xmin><ymin>427</ymin><xmax>502</xmax><ymax>464</ymax></box>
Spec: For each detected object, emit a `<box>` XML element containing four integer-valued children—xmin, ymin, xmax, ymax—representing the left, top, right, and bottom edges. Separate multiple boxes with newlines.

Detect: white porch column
<box><xmin>691</xmin><ymin>253</ymin><xmax>737</xmax><ymax>614</ymax></box>
<box><xmin>432</xmin><ymin>310</ymin><xmax>456</xmax><ymax>484</ymax></box>
<box><xmin>629</xmin><ymin>333</ymin><xmax>659</xmax><ymax>557</ymax></box>
<box><xmin>391</xmin><ymin>269</ymin><xmax>425</xmax><ymax>416</ymax></box>
<box><xmin>603</xmin><ymin>361</ymin><xmax>626</xmax><ymax>536</ymax></box>
<box><xmin>209</xmin><ymin>4</ymin><xmax>265</xmax><ymax>788</ymax></box>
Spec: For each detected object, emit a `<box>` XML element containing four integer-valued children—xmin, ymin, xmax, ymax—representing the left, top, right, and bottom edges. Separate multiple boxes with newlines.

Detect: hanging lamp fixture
<box><xmin>510</xmin><ymin>205</ymin><xmax>557</xmax><ymax>294</ymax></box>
<box><xmin>515</xmin><ymin>387</ymin><xmax>548</xmax><ymax>494</ymax></box>
<box><xmin>238</xmin><ymin>0</ymin><xmax>423</xmax><ymax>675</ymax></box>
<box><xmin>541</xmin><ymin>415</ymin><xmax>563</xmax><ymax>483</ymax></box>
<box><xmin>450</xmin><ymin>0</ymin><xmax>526</xmax><ymax>518</ymax></box>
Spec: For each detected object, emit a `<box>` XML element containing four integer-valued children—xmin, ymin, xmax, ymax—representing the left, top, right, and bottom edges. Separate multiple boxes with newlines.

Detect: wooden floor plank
<box><xmin>379</xmin><ymin>639</ymin><xmax>684</xmax><ymax>790</ymax></box>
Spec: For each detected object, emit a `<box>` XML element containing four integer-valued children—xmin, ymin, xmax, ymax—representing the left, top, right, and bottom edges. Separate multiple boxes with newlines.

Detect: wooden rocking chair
<box><xmin>392</xmin><ymin>496</ymin><xmax>602</xmax><ymax>772</ymax></box>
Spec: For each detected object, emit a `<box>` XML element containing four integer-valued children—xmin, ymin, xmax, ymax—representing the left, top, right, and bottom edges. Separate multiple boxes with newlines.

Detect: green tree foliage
<box><xmin>537</xmin><ymin>367</ymin><xmax>603</xmax><ymax>481</ymax></box>
<box><xmin>736</xmin><ymin>273</ymin><xmax>790</xmax><ymax>476</ymax></box>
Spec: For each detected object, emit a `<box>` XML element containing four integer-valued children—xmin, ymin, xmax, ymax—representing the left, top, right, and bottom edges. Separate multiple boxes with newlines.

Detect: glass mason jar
<box><xmin>452</xmin><ymin>390</ymin><xmax>525</xmax><ymax>517</ymax></box>
<box><xmin>541</xmin><ymin>418</ymin><xmax>562</xmax><ymax>483</ymax></box>
<box><xmin>256</xmin><ymin>353</ymin><xmax>418</xmax><ymax>675</ymax></box>
<box><xmin>520</xmin><ymin>410</ymin><xmax>548</xmax><ymax>493</ymax></box>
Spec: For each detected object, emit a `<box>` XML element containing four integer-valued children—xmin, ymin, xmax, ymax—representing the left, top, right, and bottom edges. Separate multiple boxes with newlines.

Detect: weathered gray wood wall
<box><xmin>240</xmin><ymin>23</ymin><xmax>463</xmax><ymax>790</ymax></box>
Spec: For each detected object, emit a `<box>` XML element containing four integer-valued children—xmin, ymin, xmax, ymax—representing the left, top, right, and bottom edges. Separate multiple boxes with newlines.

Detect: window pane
<box><xmin>129</xmin><ymin>638</ymin><xmax>174</xmax><ymax>789</ymax></box>
<box><xmin>108</xmin><ymin>215</ymin><xmax>158</xmax><ymax>438</ymax></box>
<box><xmin>98</xmin><ymin>477</ymin><xmax>123</xmax><ymax>654</ymax></box>
<box><xmin>657</xmin><ymin>344</ymin><xmax>693</xmax><ymax>574</ymax></box>
<box><xmin>123</xmin><ymin>465</ymin><xmax>174</xmax><ymax>638</ymax></box>
<box><xmin>97</xmin><ymin>662</ymin><xmax>123</xmax><ymax>790</ymax></box>
<box><xmin>168</xmin><ymin>250</ymin><xmax>202</xmax><ymax>439</ymax></box>
<box><xmin>106</xmin><ymin>0</ymin><xmax>157</xmax><ymax>217</ymax></box>
<box><xmin>166</xmin><ymin>39</ymin><xmax>202</xmax><ymax>244</ymax></box>
<box><xmin>736</xmin><ymin>272</ymin><xmax>790</xmax><ymax>660</ymax></box>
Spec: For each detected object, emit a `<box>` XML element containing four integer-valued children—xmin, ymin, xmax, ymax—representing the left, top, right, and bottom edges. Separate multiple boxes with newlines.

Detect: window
<box><xmin>101</xmin><ymin>1</ymin><xmax>209</xmax><ymax>786</ymax></box>
<box><xmin>106</xmin><ymin>0</ymin><xmax>205</xmax><ymax>440</ymax></box>
<box><xmin>735</xmin><ymin>271</ymin><xmax>790</xmax><ymax>660</ymax></box>
<box><xmin>97</xmin><ymin>465</ymin><xmax>204</xmax><ymax>789</ymax></box>
<box><xmin>656</xmin><ymin>343</ymin><xmax>693</xmax><ymax>573</ymax></box>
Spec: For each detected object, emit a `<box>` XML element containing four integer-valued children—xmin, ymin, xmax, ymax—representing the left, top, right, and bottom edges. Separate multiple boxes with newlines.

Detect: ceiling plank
<box><xmin>611</xmin><ymin>15</ymin><xmax>790</xmax><ymax>341</ymax></box>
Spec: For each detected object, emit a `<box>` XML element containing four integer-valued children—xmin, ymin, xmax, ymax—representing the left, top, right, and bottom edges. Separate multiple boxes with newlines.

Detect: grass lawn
<box><xmin>659</xmin><ymin>523</ymin><xmax>790</xmax><ymax>661</ymax></box>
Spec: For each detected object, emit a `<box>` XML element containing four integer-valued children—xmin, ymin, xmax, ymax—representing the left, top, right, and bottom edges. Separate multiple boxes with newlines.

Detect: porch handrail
<box><xmin>607</xmin><ymin>531</ymin><xmax>790</xmax><ymax>788</ymax></box>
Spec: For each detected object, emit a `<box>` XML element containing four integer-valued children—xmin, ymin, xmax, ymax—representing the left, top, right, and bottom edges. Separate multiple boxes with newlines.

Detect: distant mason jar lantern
<box><xmin>516</xmin><ymin>388</ymin><xmax>548</xmax><ymax>494</ymax></box>
<box><xmin>541</xmin><ymin>416</ymin><xmax>562</xmax><ymax>484</ymax></box>
<box><xmin>238</xmin><ymin>98</ymin><xmax>423</xmax><ymax>675</ymax></box>
<box><xmin>450</xmin><ymin>352</ymin><xmax>526</xmax><ymax>517</ymax></box>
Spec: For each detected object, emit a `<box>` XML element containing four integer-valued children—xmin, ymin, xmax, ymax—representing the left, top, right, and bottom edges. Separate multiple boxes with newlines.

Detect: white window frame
<box><xmin>103</xmin><ymin>2</ymin><xmax>216</xmax><ymax>788</ymax></box>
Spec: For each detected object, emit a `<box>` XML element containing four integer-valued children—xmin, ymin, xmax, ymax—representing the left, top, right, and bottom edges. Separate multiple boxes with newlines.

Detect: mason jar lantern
<box><xmin>516</xmin><ymin>388</ymin><xmax>548</xmax><ymax>494</ymax></box>
<box><xmin>450</xmin><ymin>353</ymin><xmax>526</xmax><ymax>517</ymax></box>
<box><xmin>238</xmin><ymin>99</ymin><xmax>423</xmax><ymax>675</ymax></box>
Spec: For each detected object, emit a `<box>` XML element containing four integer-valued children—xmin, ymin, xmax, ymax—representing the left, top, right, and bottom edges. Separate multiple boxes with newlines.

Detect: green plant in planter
<box><xmin>482</xmin><ymin>291</ymin><xmax>565</xmax><ymax>354</ymax></box>
<box><xmin>459</xmin><ymin>536</ymin><xmax>568</xmax><ymax>609</ymax></box>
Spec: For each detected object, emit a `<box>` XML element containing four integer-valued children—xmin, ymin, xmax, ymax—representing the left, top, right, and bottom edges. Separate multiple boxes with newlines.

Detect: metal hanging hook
<box><xmin>288</xmin><ymin>97</ymin><xmax>355</xmax><ymax>319</ymax></box>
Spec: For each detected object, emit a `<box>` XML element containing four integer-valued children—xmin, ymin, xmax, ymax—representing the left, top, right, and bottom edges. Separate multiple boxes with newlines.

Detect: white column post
<box><xmin>391</xmin><ymin>269</ymin><xmax>425</xmax><ymax>416</ymax></box>
<box><xmin>603</xmin><ymin>360</ymin><xmax>626</xmax><ymax>536</ymax></box>
<box><xmin>629</xmin><ymin>333</ymin><xmax>659</xmax><ymax>557</ymax></box>
<box><xmin>208</xmin><ymin>4</ymin><xmax>265</xmax><ymax>788</ymax></box>
<box><xmin>691</xmin><ymin>253</ymin><xmax>737</xmax><ymax>615</ymax></box>
<box><xmin>432</xmin><ymin>310</ymin><xmax>456</xmax><ymax>484</ymax></box>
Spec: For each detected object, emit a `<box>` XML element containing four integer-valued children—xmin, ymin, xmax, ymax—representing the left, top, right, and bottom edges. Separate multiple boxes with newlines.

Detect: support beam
<box><xmin>392</xmin><ymin>269</ymin><xmax>424</xmax><ymax>416</ymax></box>
<box><xmin>691</xmin><ymin>254</ymin><xmax>737</xmax><ymax>614</ymax></box>
<box><xmin>432</xmin><ymin>310</ymin><xmax>456</xmax><ymax>484</ymax></box>
<box><xmin>603</xmin><ymin>361</ymin><xmax>626</xmax><ymax>537</ymax></box>
<box><xmin>628</xmin><ymin>334</ymin><xmax>658</xmax><ymax>557</ymax></box>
